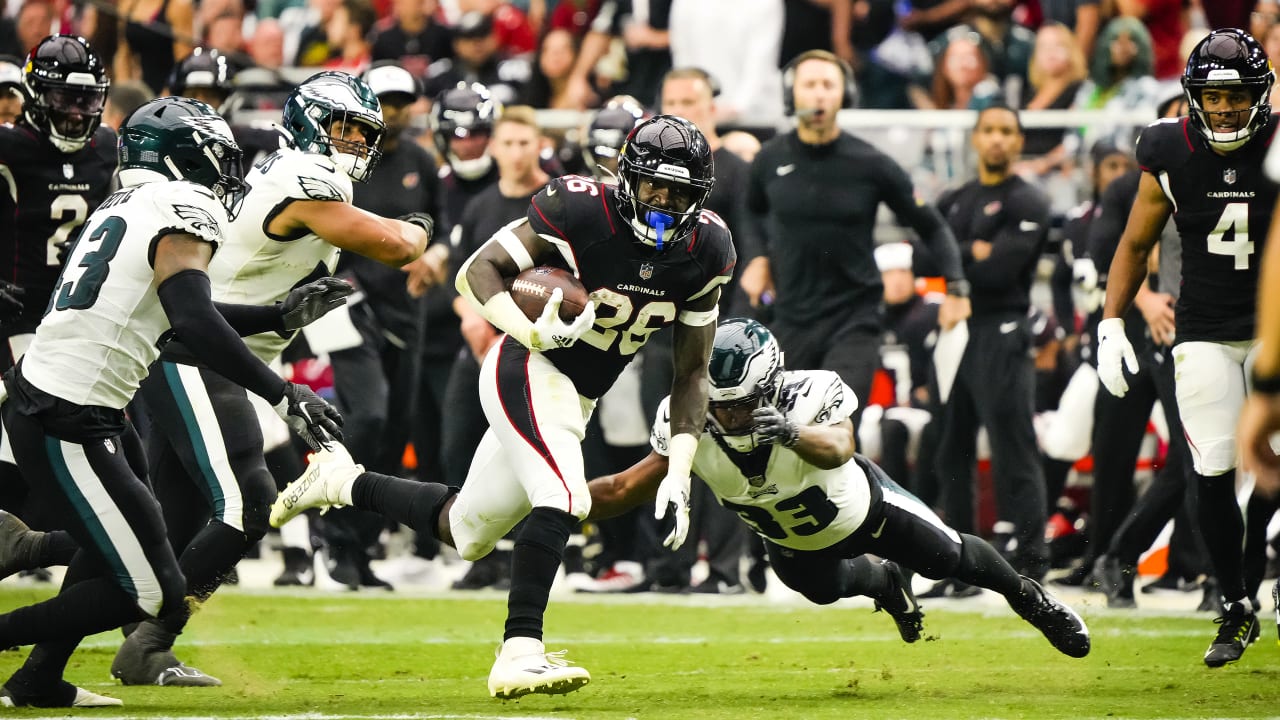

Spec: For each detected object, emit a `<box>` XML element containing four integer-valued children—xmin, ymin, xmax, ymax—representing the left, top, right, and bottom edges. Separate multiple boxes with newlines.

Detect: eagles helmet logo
<box><xmin>299</xmin><ymin>176</ymin><xmax>345</xmax><ymax>202</ymax></box>
<box><xmin>171</xmin><ymin>204</ymin><xmax>221</xmax><ymax>238</ymax></box>
<box><xmin>179</xmin><ymin>114</ymin><xmax>236</xmax><ymax>145</ymax></box>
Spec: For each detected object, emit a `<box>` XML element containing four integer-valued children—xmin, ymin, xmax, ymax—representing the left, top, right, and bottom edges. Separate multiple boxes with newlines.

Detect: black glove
<box><xmin>752</xmin><ymin>406</ymin><xmax>800</xmax><ymax>448</ymax></box>
<box><xmin>273</xmin><ymin>381</ymin><xmax>344</xmax><ymax>451</ymax></box>
<box><xmin>0</xmin><ymin>280</ymin><xmax>23</xmax><ymax>323</ymax></box>
<box><xmin>280</xmin><ymin>277</ymin><xmax>355</xmax><ymax>331</ymax></box>
<box><xmin>398</xmin><ymin>212</ymin><xmax>435</xmax><ymax>238</ymax></box>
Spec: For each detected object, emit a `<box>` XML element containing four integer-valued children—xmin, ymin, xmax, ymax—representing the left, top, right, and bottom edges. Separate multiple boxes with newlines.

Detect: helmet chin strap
<box><xmin>645</xmin><ymin>210</ymin><xmax>673</xmax><ymax>251</ymax></box>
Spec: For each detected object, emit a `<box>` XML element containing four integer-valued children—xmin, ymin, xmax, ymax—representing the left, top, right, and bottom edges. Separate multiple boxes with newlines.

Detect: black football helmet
<box><xmin>169</xmin><ymin>48</ymin><xmax>236</xmax><ymax>111</ymax></box>
<box><xmin>430</xmin><ymin>81</ymin><xmax>500</xmax><ymax>180</ymax></box>
<box><xmin>615</xmin><ymin>114</ymin><xmax>715</xmax><ymax>251</ymax></box>
<box><xmin>1182</xmin><ymin>28</ymin><xmax>1273</xmax><ymax>152</ymax></box>
<box><xmin>582</xmin><ymin>95</ymin><xmax>645</xmax><ymax>183</ymax></box>
<box><xmin>22</xmin><ymin>35</ymin><xmax>109</xmax><ymax>153</ymax></box>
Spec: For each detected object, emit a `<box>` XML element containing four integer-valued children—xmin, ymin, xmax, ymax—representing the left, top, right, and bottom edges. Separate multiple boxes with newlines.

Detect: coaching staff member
<box><xmin>741</xmin><ymin>49</ymin><xmax>970</xmax><ymax>436</ymax></box>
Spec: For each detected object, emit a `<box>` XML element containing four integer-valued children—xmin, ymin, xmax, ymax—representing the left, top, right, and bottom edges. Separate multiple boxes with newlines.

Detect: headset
<box><xmin>781</xmin><ymin>49</ymin><xmax>856</xmax><ymax>116</ymax></box>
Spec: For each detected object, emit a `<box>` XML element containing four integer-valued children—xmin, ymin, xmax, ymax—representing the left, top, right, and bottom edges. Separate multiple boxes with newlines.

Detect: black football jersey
<box><xmin>1136</xmin><ymin>116</ymin><xmax>1279</xmax><ymax>342</ymax></box>
<box><xmin>525</xmin><ymin>175</ymin><xmax>737</xmax><ymax>399</ymax></box>
<box><xmin>0</xmin><ymin>123</ymin><xmax>117</xmax><ymax>335</ymax></box>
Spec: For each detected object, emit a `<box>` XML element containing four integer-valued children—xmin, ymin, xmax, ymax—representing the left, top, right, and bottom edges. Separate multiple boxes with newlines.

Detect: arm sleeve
<box><xmin>964</xmin><ymin>187</ymin><xmax>1051</xmax><ymax>290</ymax></box>
<box><xmin>213</xmin><ymin>302</ymin><xmax>285</xmax><ymax>336</ymax></box>
<box><xmin>159</xmin><ymin>269</ymin><xmax>288</xmax><ymax>403</ymax></box>
<box><xmin>879</xmin><ymin>157</ymin><xmax>965</xmax><ymax>282</ymax></box>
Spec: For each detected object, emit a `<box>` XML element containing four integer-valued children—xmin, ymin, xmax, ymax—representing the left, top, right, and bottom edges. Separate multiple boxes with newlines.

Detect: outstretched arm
<box><xmin>587</xmin><ymin>451</ymin><xmax>670</xmax><ymax>520</ymax></box>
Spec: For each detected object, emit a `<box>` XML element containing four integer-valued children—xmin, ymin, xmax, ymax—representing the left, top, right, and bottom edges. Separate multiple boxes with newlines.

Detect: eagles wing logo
<box><xmin>179</xmin><ymin>115</ymin><xmax>234</xmax><ymax>143</ymax></box>
<box><xmin>171</xmin><ymin>204</ymin><xmax>221</xmax><ymax>238</ymax></box>
<box><xmin>299</xmin><ymin>176</ymin><xmax>344</xmax><ymax>201</ymax></box>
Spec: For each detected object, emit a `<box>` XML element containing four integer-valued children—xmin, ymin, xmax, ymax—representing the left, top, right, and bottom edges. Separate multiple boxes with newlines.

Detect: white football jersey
<box><xmin>23</xmin><ymin>181</ymin><xmax>229</xmax><ymax>409</ymax></box>
<box><xmin>212</xmin><ymin>148</ymin><xmax>352</xmax><ymax>361</ymax></box>
<box><xmin>651</xmin><ymin>369</ymin><xmax>870</xmax><ymax>551</ymax></box>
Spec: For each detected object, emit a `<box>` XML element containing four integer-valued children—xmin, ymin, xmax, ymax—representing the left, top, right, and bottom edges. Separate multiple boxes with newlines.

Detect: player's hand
<box><xmin>274</xmin><ymin>381</ymin><xmax>344</xmax><ymax>451</ymax></box>
<box><xmin>0</xmin><ymin>280</ymin><xmax>24</xmax><ymax>323</ymax></box>
<box><xmin>1134</xmin><ymin>287</ymin><xmax>1176</xmax><ymax>347</ymax></box>
<box><xmin>739</xmin><ymin>257</ymin><xmax>774</xmax><ymax>308</ymax></box>
<box><xmin>653</xmin><ymin>468</ymin><xmax>691</xmax><ymax>549</ymax></box>
<box><xmin>280</xmin><ymin>277</ymin><xmax>354</xmax><ymax>331</ymax></box>
<box><xmin>937</xmin><ymin>294</ymin><xmax>971</xmax><ymax>330</ymax></box>
<box><xmin>752</xmin><ymin>406</ymin><xmax>800</xmax><ymax>447</ymax></box>
<box><xmin>527</xmin><ymin>288</ymin><xmax>596</xmax><ymax>351</ymax></box>
<box><xmin>1096</xmin><ymin>317</ymin><xmax>1139</xmax><ymax>398</ymax></box>
<box><xmin>1239</xmin><ymin>392</ymin><xmax>1280</xmax><ymax>496</ymax></box>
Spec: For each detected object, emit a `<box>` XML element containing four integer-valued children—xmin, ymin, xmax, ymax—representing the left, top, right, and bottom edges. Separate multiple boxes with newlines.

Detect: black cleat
<box><xmin>872</xmin><ymin>560</ymin><xmax>924</xmax><ymax>643</ymax></box>
<box><xmin>1093</xmin><ymin>555</ymin><xmax>1137</xmax><ymax>609</ymax></box>
<box><xmin>111</xmin><ymin>623</ymin><xmax>222</xmax><ymax>687</ymax></box>
<box><xmin>1204</xmin><ymin>600</ymin><xmax>1259</xmax><ymax>668</ymax></box>
<box><xmin>1011</xmin><ymin>576</ymin><xmax>1090</xmax><ymax>658</ymax></box>
<box><xmin>273</xmin><ymin>547</ymin><xmax>315</xmax><ymax>587</ymax></box>
<box><xmin>1</xmin><ymin>680</ymin><xmax>121</xmax><ymax>707</ymax></box>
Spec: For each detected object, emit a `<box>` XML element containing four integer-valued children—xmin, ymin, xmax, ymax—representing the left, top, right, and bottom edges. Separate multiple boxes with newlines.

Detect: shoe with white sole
<box><xmin>487</xmin><ymin>637</ymin><xmax>590</xmax><ymax>699</ymax></box>
<box><xmin>269</xmin><ymin>444</ymin><xmax>364</xmax><ymax>528</ymax></box>
<box><xmin>1</xmin><ymin>681</ymin><xmax>123</xmax><ymax>707</ymax></box>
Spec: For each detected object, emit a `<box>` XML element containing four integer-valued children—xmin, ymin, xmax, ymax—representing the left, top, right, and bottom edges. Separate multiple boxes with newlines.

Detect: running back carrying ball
<box><xmin>507</xmin><ymin>266</ymin><xmax>591</xmax><ymax>322</ymax></box>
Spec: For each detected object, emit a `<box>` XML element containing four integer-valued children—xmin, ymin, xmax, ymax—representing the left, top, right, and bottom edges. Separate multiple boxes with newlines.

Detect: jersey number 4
<box><xmin>53</xmin><ymin>216</ymin><xmax>125</xmax><ymax>311</ymax></box>
<box><xmin>1207</xmin><ymin>202</ymin><xmax>1253</xmax><ymax>270</ymax></box>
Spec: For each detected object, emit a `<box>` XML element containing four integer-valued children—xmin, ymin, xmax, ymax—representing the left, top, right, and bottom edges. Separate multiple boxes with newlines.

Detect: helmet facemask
<box><xmin>28</xmin><ymin>74</ymin><xmax>107</xmax><ymax>153</ymax></box>
<box><xmin>1183</xmin><ymin>74</ymin><xmax>1273</xmax><ymax>152</ymax></box>
<box><xmin>617</xmin><ymin>164</ymin><xmax>712</xmax><ymax>251</ymax></box>
<box><xmin>706</xmin><ymin>319</ymin><xmax>785</xmax><ymax>453</ymax></box>
<box><xmin>313</xmin><ymin>107</ymin><xmax>385</xmax><ymax>182</ymax></box>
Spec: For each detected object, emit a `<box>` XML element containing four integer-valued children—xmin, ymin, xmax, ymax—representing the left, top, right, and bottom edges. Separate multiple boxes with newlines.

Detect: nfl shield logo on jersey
<box><xmin>63</xmin><ymin>164</ymin><xmax>74</xmax><ymax>180</ymax></box>
<box><xmin>1224</xmin><ymin>168</ymin><xmax>1237</xmax><ymax>185</ymax></box>
<box><xmin>638</xmin><ymin>262</ymin><xmax>654</xmax><ymax>280</ymax></box>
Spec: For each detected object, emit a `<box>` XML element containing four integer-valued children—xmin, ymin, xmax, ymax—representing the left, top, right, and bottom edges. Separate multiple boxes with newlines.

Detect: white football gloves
<box><xmin>655</xmin><ymin>433</ymin><xmax>697</xmax><ymax>549</ymax></box>
<box><xmin>1096</xmin><ymin>317</ymin><xmax>1139</xmax><ymax>397</ymax></box>
<box><xmin>527</xmin><ymin>288</ymin><xmax>597</xmax><ymax>352</ymax></box>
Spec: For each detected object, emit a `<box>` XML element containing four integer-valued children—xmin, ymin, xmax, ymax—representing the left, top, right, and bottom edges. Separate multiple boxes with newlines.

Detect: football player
<box><xmin>272</xmin><ymin>114</ymin><xmax>736</xmax><ymax>698</ymax></box>
<box><xmin>1097</xmin><ymin>28</ymin><xmax>1279</xmax><ymax>667</ymax></box>
<box><xmin>0</xmin><ymin>35</ymin><xmax>116</xmax><ymax>367</ymax></box>
<box><xmin>590</xmin><ymin>319</ymin><xmax>1090</xmax><ymax>659</ymax></box>
<box><xmin>0</xmin><ymin>97</ymin><xmax>342</xmax><ymax>708</ymax></box>
<box><xmin>108</xmin><ymin>71</ymin><xmax>432</xmax><ymax>687</ymax></box>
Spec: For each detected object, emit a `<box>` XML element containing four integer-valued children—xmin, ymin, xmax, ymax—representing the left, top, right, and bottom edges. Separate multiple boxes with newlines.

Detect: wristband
<box><xmin>480</xmin><ymin>292</ymin><xmax>534</xmax><ymax>348</ymax></box>
<box><xmin>946</xmin><ymin>279</ymin><xmax>970</xmax><ymax>298</ymax></box>
<box><xmin>667</xmin><ymin>433</ymin><xmax>698</xmax><ymax>480</ymax></box>
<box><xmin>1252</xmin><ymin>371</ymin><xmax>1280</xmax><ymax>395</ymax></box>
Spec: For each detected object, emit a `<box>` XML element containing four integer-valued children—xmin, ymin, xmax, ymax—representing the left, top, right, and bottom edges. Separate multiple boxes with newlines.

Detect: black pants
<box><xmin>440</xmin><ymin>348</ymin><xmax>491</xmax><ymax>489</ymax></box>
<box><xmin>771</xmin><ymin>320</ymin><xmax>880</xmax><ymax>448</ymax></box>
<box><xmin>935</xmin><ymin>315</ymin><xmax>1048</xmax><ymax>571</ymax></box>
<box><xmin>142</xmin><ymin>361</ymin><xmax>277</xmax><ymax>600</ymax></box>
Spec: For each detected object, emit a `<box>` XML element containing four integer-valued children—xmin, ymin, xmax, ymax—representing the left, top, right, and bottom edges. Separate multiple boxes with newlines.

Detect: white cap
<box><xmin>364</xmin><ymin>64</ymin><xmax>418</xmax><ymax>99</ymax></box>
<box><xmin>874</xmin><ymin>242</ymin><xmax>913</xmax><ymax>273</ymax></box>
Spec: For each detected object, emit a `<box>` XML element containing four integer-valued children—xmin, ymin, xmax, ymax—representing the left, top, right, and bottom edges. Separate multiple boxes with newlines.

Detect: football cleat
<box><xmin>269</xmin><ymin>444</ymin><xmax>364</xmax><ymax>528</ymax></box>
<box><xmin>487</xmin><ymin>637</ymin><xmax>590</xmax><ymax>699</ymax></box>
<box><xmin>111</xmin><ymin>636</ymin><xmax>221</xmax><ymax>687</ymax></box>
<box><xmin>1204</xmin><ymin>600</ymin><xmax>1259</xmax><ymax>667</ymax></box>
<box><xmin>872</xmin><ymin>560</ymin><xmax>924</xmax><ymax>643</ymax></box>
<box><xmin>1273</xmin><ymin>579</ymin><xmax>1279</xmax><ymax>648</ymax></box>
<box><xmin>0</xmin><ymin>511</ymin><xmax>44</xmax><ymax>581</ymax></box>
<box><xmin>0</xmin><ymin>681</ymin><xmax>122</xmax><ymax>707</ymax></box>
<box><xmin>1011</xmin><ymin>576</ymin><xmax>1090</xmax><ymax>658</ymax></box>
<box><xmin>1092</xmin><ymin>555</ymin><xmax>1137</xmax><ymax>609</ymax></box>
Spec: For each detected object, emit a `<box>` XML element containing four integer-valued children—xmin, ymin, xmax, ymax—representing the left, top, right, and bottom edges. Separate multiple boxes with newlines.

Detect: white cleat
<box><xmin>487</xmin><ymin>637</ymin><xmax>590</xmax><ymax>700</ymax></box>
<box><xmin>269</xmin><ymin>444</ymin><xmax>364</xmax><ymax>528</ymax></box>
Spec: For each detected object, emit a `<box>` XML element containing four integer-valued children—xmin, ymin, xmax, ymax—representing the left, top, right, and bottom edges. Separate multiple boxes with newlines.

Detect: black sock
<box><xmin>504</xmin><ymin>507</ymin><xmax>578</xmax><ymax>641</ymax></box>
<box><xmin>352</xmin><ymin>472</ymin><xmax>455</xmax><ymax>536</ymax></box>
<box><xmin>177</xmin><ymin>519</ymin><xmax>249</xmax><ymax>607</ymax></box>
<box><xmin>1197</xmin><ymin>470</ymin><xmax>1246</xmax><ymax>602</ymax></box>
<box><xmin>953</xmin><ymin>533</ymin><xmax>1024</xmax><ymax>598</ymax></box>
<box><xmin>1043</xmin><ymin>457</ymin><xmax>1073</xmax><ymax>515</ymax></box>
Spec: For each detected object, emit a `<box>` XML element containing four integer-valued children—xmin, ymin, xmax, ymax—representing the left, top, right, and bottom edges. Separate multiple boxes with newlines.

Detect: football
<box><xmin>507</xmin><ymin>266</ymin><xmax>591</xmax><ymax>322</ymax></box>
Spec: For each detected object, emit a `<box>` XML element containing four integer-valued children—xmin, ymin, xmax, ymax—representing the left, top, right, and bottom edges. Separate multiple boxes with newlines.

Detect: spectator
<box><xmin>1039</xmin><ymin>0</ymin><xmax>1100</xmax><ymax>59</ymax></box>
<box><xmin>0</xmin><ymin>55</ymin><xmax>20</xmax><ymax>124</ymax></box>
<box><xmin>424</xmin><ymin>12</ymin><xmax>530</xmax><ymax>105</ymax></box>
<box><xmin>779</xmin><ymin>0</ymin><xmax>854</xmax><ymax>72</ymax></box>
<box><xmin>0</xmin><ymin>2</ymin><xmax>18</xmax><ymax>58</ymax></box>
<box><xmin>295</xmin><ymin>0</ymin><xmax>341</xmax><ymax>66</ymax></box>
<box><xmin>522</xmin><ymin>27</ymin><xmax>579</xmax><ymax>108</ymax></box>
<box><xmin>548</xmin><ymin>0</ymin><xmax>600</xmax><ymax>38</ymax></box>
<box><xmin>1114</xmin><ymin>0</ymin><xmax>1187</xmax><ymax>80</ymax></box>
<box><xmin>669</xmin><ymin>0</ymin><xmax>785</xmax><ymax>125</ymax></box>
<box><xmin>932</xmin><ymin>0</ymin><xmax>1036</xmax><ymax>104</ymax></box>
<box><xmin>101</xmin><ymin>79</ymin><xmax>155</xmax><ymax>131</ymax></box>
<box><xmin>1019</xmin><ymin>22</ymin><xmax>1087</xmax><ymax>163</ymax></box>
<box><xmin>16</xmin><ymin>1</ymin><xmax>54</xmax><ymax>56</ymax></box>
<box><xmin>116</xmin><ymin>0</ymin><xmax>196</xmax><ymax>95</ymax></box>
<box><xmin>204</xmin><ymin>11</ymin><xmax>245</xmax><ymax>54</ymax></box>
<box><xmin>1071</xmin><ymin>16</ymin><xmax>1160</xmax><ymax>152</ymax></box>
<box><xmin>912</xmin><ymin>31</ymin><xmax>1001</xmax><ymax>109</ymax></box>
<box><xmin>462</xmin><ymin>0</ymin><xmax>536</xmax><ymax>57</ymax></box>
<box><xmin>567</xmin><ymin>0</ymin><xmax>671</xmax><ymax>110</ymax></box>
<box><xmin>370</xmin><ymin>0</ymin><xmax>452</xmax><ymax>80</ymax></box>
<box><xmin>324</xmin><ymin>0</ymin><xmax>376</xmax><ymax>73</ymax></box>
<box><xmin>721</xmin><ymin>130</ymin><xmax>762</xmax><ymax>162</ymax></box>
<box><xmin>249</xmin><ymin>18</ymin><xmax>287</xmax><ymax>68</ymax></box>
<box><xmin>931</xmin><ymin>104</ymin><xmax>1052</xmax><ymax>590</ymax></box>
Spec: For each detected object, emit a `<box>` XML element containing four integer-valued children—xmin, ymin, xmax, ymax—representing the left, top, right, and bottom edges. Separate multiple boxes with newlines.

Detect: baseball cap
<box><xmin>364</xmin><ymin>63</ymin><xmax>420</xmax><ymax>103</ymax></box>
<box><xmin>874</xmin><ymin>242</ymin><xmax>914</xmax><ymax>273</ymax></box>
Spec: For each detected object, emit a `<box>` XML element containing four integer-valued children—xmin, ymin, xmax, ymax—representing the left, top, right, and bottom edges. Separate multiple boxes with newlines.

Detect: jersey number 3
<box><xmin>54</xmin><ymin>216</ymin><xmax>126</xmax><ymax>311</ymax></box>
<box><xmin>1207</xmin><ymin>202</ymin><xmax>1253</xmax><ymax>270</ymax></box>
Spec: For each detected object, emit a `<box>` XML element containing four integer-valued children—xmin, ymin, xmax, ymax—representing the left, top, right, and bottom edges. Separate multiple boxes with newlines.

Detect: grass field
<box><xmin>0</xmin><ymin>582</ymin><xmax>1277</xmax><ymax>720</ymax></box>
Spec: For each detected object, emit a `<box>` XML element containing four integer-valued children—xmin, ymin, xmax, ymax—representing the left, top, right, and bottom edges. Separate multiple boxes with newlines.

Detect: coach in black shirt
<box><xmin>743</xmin><ymin>49</ymin><xmax>969</xmax><ymax>437</ymax></box>
<box><xmin>933</xmin><ymin>104</ymin><xmax>1052</xmax><ymax>586</ymax></box>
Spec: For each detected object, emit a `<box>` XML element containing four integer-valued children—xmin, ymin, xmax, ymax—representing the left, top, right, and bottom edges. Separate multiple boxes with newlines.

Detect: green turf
<box><xmin>0</xmin><ymin>586</ymin><xmax>1276</xmax><ymax>719</ymax></box>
